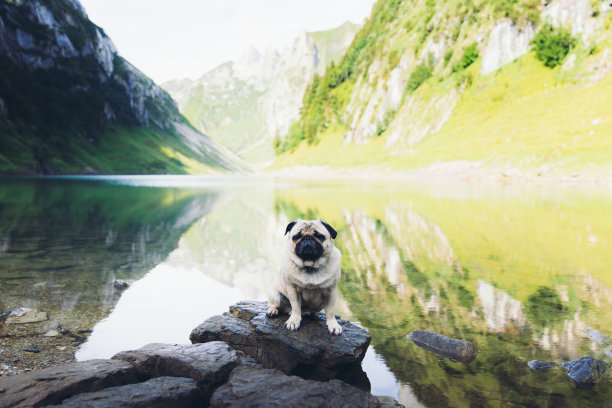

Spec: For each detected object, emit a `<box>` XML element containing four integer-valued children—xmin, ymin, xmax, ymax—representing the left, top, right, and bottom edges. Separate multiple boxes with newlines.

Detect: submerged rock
<box><xmin>585</xmin><ymin>328</ymin><xmax>610</xmax><ymax>345</ymax></box>
<box><xmin>112</xmin><ymin>280</ymin><xmax>133</xmax><ymax>289</ymax></box>
<box><xmin>5</xmin><ymin>308</ymin><xmax>48</xmax><ymax>324</ymax></box>
<box><xmin>210</xmin><ymin>366</ymin><xmax>381</xmax><ymax>408</ymax></box>
<box><xmin>190</xmin><ymin>300</ymin><xmax>371</xmax><ymax>389</ymax></box>
<box><xmin>528</xmin><ymin>360</ymin><xmax>557</xmax><ymax>371</ymax></box>
<box><xmin>559</xmin><ymin>356</ymin><xmax>608</xmax><ymax>389</ymax></box>
<box><xmin>407</xmin><ymin>329</ymin><xmax>477</xmax><ymax>364</ymax></box>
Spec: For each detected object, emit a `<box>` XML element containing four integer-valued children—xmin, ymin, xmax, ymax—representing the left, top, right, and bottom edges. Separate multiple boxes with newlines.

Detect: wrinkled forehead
<box><xmin>294</xmin><ymin>220</ymin><xmax>323</xmax><ymax>233</ymax></box>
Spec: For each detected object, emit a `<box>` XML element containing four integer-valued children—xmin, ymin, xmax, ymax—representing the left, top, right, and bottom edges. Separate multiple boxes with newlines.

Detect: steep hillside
<box><xmin>0</xmin><ymin>0</ymin><xmax>243</xmax><ymax>174</ymax></box>
<box><xmin>273</xmin><ymin>0</ymin><xmax>612</xmax><ymax>180</ymax></box>
<box><xmin>162</xmin><ymin>22</ymin><xmax>360</xmax><ymax>167</ymax></box>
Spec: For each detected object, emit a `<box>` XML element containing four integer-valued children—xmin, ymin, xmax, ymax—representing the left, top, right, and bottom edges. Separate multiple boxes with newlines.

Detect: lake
<box><xmin>1</xmin><ymin>176</ymin><xmax>611</xmax><ymax>407</ymax></box>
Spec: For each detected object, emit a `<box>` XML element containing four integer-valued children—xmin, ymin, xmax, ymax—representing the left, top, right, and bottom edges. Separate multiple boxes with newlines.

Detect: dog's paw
<box><xmin>285</xmin><ymin>315</ymin><xmax>301</xmax><ymax>331</ymax></box>
<box><xmin>266</xmin><ymin>307</ymin><xmax>279</xmax><ymax>318</ymax></box>
<box><xmin>327</xmin><ymin>319</ymin><xmax>343</xmax><ymax>335</ymax></box>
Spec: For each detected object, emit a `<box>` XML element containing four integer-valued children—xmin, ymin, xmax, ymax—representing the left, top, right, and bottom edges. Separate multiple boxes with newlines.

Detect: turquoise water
<box><xmin>1</xmin><ymin>176</ymin><xmax>611</xmax><ymax>407</ymax></box>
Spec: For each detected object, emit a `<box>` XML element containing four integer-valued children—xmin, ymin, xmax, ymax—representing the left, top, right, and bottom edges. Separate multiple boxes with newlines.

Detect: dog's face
<box><xmin>284</xmin><ymin>219</ymin><xmax>337</xmax><ymax>263</ymax></box>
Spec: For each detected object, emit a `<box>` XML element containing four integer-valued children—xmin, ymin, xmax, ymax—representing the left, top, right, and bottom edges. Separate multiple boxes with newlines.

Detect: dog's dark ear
<box><xmin>320</xmin><ymin>220</ymin><xmax>337</xmax><ymax>239</ymax></box>
<box><xmin>285</xmin><ymin>220</ymin><xmax>298</xmax><ymax>235</ymax></box>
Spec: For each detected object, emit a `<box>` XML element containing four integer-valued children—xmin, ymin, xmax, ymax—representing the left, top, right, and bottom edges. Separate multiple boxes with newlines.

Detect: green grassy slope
<box><xmin>272</xmin><ymin>0</ymin><xmax>612</xmax><ymax>178</ymax></box>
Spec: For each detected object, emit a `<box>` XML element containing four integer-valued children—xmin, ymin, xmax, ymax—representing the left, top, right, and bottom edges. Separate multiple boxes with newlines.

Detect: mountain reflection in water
<box><xmin>1</xmin><ymin>177</ymin><xmax>611</xmax><ymax>407</ymax></box>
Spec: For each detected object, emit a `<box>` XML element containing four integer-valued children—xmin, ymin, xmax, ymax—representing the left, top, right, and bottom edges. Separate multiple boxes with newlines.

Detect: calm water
<box><xmin>1</xmin><ymin>176</ymin><xmax>611</xmax><ymax>407</ymax></box>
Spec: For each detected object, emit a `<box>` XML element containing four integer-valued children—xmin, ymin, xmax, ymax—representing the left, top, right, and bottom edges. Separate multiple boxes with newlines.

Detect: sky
<box><xmin>78</xmin><ymin>0</ymin><xmax>376</xmax><ymax>84</ymax></box>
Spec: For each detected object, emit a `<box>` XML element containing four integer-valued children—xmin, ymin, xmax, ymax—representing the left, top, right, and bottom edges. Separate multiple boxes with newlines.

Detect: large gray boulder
<box><xmin>0</xmin><ymin>359</ymin><xmax>141</xmax><ymax>408</ymax></box>
<box><xmin>46</xmin><ymin>376</ymin><xmax>203</xmax><ymax>408</ymax></box>
<box><xmin>210</xmin><ymin>366</ymin><xmax>382</xmax><ymax>408</ymax></box>
<box><xmin>190</xmin><ymin>300</ymin><xmax>371</xmax><ymax>389</ymax></box>
<box><xmin>112</xmin><ymin>341</ymin><xmax>255</xmax><ymax>403</ymax></box>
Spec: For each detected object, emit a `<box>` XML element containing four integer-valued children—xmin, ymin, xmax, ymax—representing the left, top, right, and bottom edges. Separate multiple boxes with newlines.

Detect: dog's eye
<box><xmin>292</xmin><ymin>232</ymin><xmax>302</xmax><ymax>242</ymax></box>
<box><xmin>313</xmin><ymin>231</ymin><xmax>325</xmax><ymax>240</ymax></box>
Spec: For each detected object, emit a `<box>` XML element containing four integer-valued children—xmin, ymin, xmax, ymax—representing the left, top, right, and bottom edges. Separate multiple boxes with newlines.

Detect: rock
<box><xmin>112</xmin><ymin>279</ymin><xmax>133</xmax><ymax>289</ymax></box>
<box><xmin>407</xmin><ymin>329</ymin><xmax>477</xmax><ymax>364</ymax></box>
<box><xmin>559</xmin><ymin>356</ymin><xmax>608</xmax><ymax>389</ymax></box>
<box><xmin>210</xmin><ymin>366</ymin><xmax>382</xmax><ymax>408</ymax></box>
<box><xmin>190</xmin><ymin>301</ymin><xmax>371</xmax><ymax>389</ymax></box>
<box><xmin>585</xmin><ymin>328</ymin><xmax>610</xmax><ymax>345</ymax></box>
<box><xmin>45</xmin><ymin>376</ymin><xmax>204</xmax><ymax>408</ymax></box>
<box><xmin>0</xmin><ymin>359</ymin><xmax>141</xmax><ymax>408</ymax></box>
<box><xmin>44</xmin><ymin>329</ymin><xmax>60</xmax><ymax>337</ymax></box>
<box><xmin>112</xmin><ymin>342</ymin><xmax>252</xmax><ymax>404</ymax></box>
<box><xmin>528</xmin><ymin>360</ymin><xmax>557</xmax><ymax>371</ymax></box>
<box><xmin>481</xmin><ymin>19</ymin><xmax>535</xmax><ymax>75</ymax></box>
<box><xmin>376</xmin><ymin>395</ymin><xmax>404</xmax><ymax>407</ymax></box>
<box><xmin>5</xmin><ymin>308</ymin><xmax>48</xmax><ymax>324</ymax></box>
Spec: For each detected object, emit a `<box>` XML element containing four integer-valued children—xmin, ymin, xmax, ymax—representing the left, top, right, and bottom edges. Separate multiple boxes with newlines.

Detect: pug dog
<box><xmin>266</xmin><ymin>219</ymin><xmax>343</xmax><ymax>335</ymax></box>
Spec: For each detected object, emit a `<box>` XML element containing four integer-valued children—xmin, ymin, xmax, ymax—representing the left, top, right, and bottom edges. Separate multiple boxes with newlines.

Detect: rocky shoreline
<box><xmin>0</xmin><ymin>308</ymin><xmax>93</xmax><ymax>377</ymax></box>
<box><xmin>0</xmin><ymin>301</ymin><xmax>403</xmax><ymax>407</ymax></box>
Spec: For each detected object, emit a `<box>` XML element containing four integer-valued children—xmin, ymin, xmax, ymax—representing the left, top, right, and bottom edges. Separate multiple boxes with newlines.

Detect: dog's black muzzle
<box><xmin>295</xmin><ymin>236</ymin><xmax>323</xmax><ymax>260</ymax></box>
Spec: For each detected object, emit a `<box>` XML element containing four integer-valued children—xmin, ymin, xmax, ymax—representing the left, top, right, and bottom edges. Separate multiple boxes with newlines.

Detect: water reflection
<box><xmin>0</xmin><ymin>178</ymin><xmax>217</xmax><ymax>330</ymax></box>
<box><xmin>1</xmin><ymin>177</ymin><xmax>611</xmax><ymax>407</ymax></box>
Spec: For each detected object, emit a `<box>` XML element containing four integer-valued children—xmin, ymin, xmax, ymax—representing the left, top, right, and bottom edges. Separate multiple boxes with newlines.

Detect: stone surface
<box><xmin>112</xmin><ymin>280</ymin><xmax>134</xmax><ymax>289</ymax></box>
<box><xmin>559</xmin><ymin>356</ymin><xmax>608</xmax><ymax>389</ymax></box>
<box><xmin>528</xmin><ymin>360</ymin><xmax>557</xmax><ymax>371</ymax></box>
<box><xmin>407</xmin><ymin>330</ymin><xmax>477</xmax><ymax>364</ymax></box>
<box><xmin>210</xmin><ymin>366</ymin><xmax>382</xmax><ymax>408</ymax></box>
<box><xmin>585</xmin><ymin>328</ymin><xmax>610</xmax><ymax>345</ymax></box>
<box><xmin>376</xmin><ymin>395</ymin><xmax>405</xmax><ymax>407</ymax></box>
<box><xmin>112</xmin><ymin>342</ymin><xmax>253</xmax><ymax>404</ymax></box>
<box><xmin>5</xmin><ymin>308</ymin><xmax>48</xmax><ymax>324</ymax></box>
<box><xmin>46</xmin><ymin>376</ymin><xmax>204</xmax><ymax>408</ymax></box>
<box><xmin>0</xmin><ymin>359</ymin><xmax>141</xmax><ymax>408</ymax></box>
<box><xmin>190</xmin><ymin>301</ymin><xmax>371</xmax><ymax>388</ymax></box>
<box><xmin>481</xmin><ymin>19</ymin><xmax>534</xmax><ymax>75</ymax></box>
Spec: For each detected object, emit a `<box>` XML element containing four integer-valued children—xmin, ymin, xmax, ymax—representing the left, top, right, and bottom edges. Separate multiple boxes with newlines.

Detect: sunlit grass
<box><xmin>273</xmin><ymin>51</ymin><xmax>612</xmax><ymax>176</ymax></box>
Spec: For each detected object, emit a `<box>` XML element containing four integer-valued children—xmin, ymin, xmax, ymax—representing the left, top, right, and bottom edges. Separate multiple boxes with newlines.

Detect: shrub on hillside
<box><xmin>452</xmin><ymin>42</ymin><xmax>479</xmax><ymax>72</ymax></box>
<box><xmin>406</xmin><ymin>55</ymin><xmax>434</xmax><ymax>93</ymax></box>
<box><xmin>531</xmin><ymin>24</ymin><xmax>576</xmax><ymax>68</ymax></box>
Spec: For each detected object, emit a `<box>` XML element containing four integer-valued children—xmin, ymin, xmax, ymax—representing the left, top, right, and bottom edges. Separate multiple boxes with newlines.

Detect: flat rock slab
<box><xmin>190</xmin><ymin>301</ymin><xmax>371</xmax><ymax>388</ymax></box>
<box><xmin>210</xmin><ymin>366</ymin><xmax>382</xmax><ymax>408</ymax></box>
<box><xmin>46</xmin><ymin>376</ymin><xmax>204</xmax><ymax>408</ymax></box>
<box><xmin>0</xmin><ymin>359</ymin><xmax>141</xmax><ymax>408</ymax></box>
<box><xmin>5</xmin><ymin>308</ymin><xmax>48</xmax><ymax>324</ymax></box>
<box><xmin>112</xmin><ymin>342</ymin><xmax>254</xmax><ymax>403</ymax></box>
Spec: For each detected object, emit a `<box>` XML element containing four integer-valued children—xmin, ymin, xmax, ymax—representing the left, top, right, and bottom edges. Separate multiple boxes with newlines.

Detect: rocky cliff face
<box><xmin>163</xmin><ymin>22</ymin><xmax>360</xmax><ymax>167</ymax></box>
<box><xmin>275</xmin><ymin>0</ymin><xmax>612</xmax><ymax>177</ymax></box>
<box><xmin>0</xmin><ymin>0</ymin><xmax>242</xmax><ymax>174</ymax></box>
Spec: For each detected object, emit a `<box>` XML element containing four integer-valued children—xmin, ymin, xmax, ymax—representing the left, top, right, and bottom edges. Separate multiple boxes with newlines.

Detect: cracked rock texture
<box><xmin>190</xmin><ymin>300</ymin><xmax>371</xmax><ymax>389</ymax></box>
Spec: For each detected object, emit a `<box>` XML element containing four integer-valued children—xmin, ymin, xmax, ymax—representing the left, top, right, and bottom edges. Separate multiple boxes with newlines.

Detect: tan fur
<box><xmin>267</xmin><ymin>220</ymin><xmax>343</xmax><ymax>335</ymax></box>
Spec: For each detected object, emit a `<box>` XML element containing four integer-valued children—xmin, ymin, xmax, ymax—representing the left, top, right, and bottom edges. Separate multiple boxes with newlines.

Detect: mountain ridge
<box><xmin>162</xmin><ymin>21</ymin><xmax>360</xmax><ymax>167</ymax></box>
<box><xmin>0</xmin><ymin>0</ymin><xmax>244</xmax><ymax>174</ymax></box>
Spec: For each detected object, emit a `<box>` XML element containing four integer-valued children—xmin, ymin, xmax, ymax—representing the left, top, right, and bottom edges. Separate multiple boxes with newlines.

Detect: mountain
<box><xmin>162</xmin><ymin>22</ymin><xmax>360</xmax><ymax>167</ymax></box>
<box><xmin>0</xmin><ymin>0</ymin><xmax>243</xmax><ymax>175</ymax></box>
<box><xmin>273</xmin><ymin>0</ymin><xmax>612</xmax><ymax>179</ymax></box>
